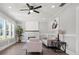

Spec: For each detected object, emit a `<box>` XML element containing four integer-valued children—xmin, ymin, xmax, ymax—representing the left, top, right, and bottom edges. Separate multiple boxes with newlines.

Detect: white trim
<box><xmin>66</xmin><ymin>49</ymin><xmax>76</xmax><ymax>55</ymax></box>
<box><xmin>64</xmin><ymin>34</ymin><xmax>76</xmax><ymax>37</ymax></box>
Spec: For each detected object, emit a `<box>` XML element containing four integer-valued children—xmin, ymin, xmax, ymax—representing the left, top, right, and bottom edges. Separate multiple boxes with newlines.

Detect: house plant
<box><xmin>16</xmin><ymin>26</ymin><xmax>23</xmax><ymax>43</ymax></box>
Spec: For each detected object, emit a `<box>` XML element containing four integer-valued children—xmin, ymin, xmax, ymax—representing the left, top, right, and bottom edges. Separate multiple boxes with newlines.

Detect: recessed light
<box><xmin>51</xmin><ymin>5</ymin><xmax>55</xmax><ymax>8</ymax></box>
<box><xmin>8</xmin><ymin>6</ymin><xmax>12</xmax><ymax>8</ymax></box>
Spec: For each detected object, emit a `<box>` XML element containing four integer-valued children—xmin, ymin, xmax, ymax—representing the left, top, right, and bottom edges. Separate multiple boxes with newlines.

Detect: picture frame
<box><xmin>52</xmin><ymin>17</ymin><xmax>59</xmax><ymax>29</ymax></box>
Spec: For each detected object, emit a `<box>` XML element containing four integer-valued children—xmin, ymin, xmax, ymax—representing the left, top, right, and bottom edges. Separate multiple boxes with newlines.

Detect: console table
<box><xmin>52</xmin><ymin>41</ymin><xmax>66</xmax><ymax>53</ymax></box>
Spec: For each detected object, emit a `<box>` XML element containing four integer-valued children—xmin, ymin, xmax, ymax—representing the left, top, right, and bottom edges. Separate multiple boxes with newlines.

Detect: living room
<box><xmin>0</xmin><ymin>3</ymin><xmax>79</xmax><ymax>55</ymax></box>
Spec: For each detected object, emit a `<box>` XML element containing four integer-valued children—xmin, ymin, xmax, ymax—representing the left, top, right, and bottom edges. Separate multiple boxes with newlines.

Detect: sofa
<box><xmin>41</xmin><ymin>34</ymin><xmax>58</xmax><ymax>47</ymax></box>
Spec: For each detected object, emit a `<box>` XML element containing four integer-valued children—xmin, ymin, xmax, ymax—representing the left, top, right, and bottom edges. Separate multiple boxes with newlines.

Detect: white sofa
<box><xmin>41</xmin><ymin>34</ymin><xmax>57</xmax><ymax>47</ymax></box>
<box><xmin>26</xmin><ymin>38</ymin><xmax>43</xmax><ymax>54</ymax></box>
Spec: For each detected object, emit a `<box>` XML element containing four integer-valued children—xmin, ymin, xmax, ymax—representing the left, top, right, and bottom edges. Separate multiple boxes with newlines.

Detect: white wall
<box><xmin>39</xmin><ymin>21</ymin><xmax>48</xmax><ymax>34</ymax></box>
<box><xmin>48</xmin><ymin>17</ymin><xmax>59</xmax><ymax>35</ymax></box>
<box><xmin>24</xmin><ymin>21</ymin><xmax>39</xmax><ymax>30</ymax></box>
<box><xmin>76</xmin><ymin>6</ymin><xmax>79</xmax><ymax>54</ymax></box>
<box><xmin>59</xmin><ymin>4</ymin><xmax>77</xmax><ymax>55</ymax></box>
<box><xmin>48</xmin><ymin>4</ymin><xmax>79</xmax><ymax>55</ymax></box>
<box><xmin>38</xmin><ymin>21</ymin><xmax>49</xmax><ymax>39</ymax></box>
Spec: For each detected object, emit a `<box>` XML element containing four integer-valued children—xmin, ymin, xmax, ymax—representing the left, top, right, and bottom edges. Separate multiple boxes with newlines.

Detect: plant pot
<box><xmin>17</xmin><ymin>37</ymin><xmax>22</xmax><ymax>43</ymax></box>
<box><xmin>18</xmin><ymin>39</ymin><xmax>21</xmax><ymax>43</ymax></box>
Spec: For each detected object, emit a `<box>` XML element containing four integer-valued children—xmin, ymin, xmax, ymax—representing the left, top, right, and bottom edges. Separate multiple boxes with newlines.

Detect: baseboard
<box><xmin>0</xmin><ymin>41</ymin><xmax>16</xmax><ymax>52</ymax></box>
<box><xmin>66</xmin><ymin>49</ymin><xmax>76</xmax><ymax>55</ymax></box>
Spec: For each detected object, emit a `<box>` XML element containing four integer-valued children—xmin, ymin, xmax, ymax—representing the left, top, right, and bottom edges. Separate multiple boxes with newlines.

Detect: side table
<box><xmin>52</xmin><ymin>41</ymin><xmax>66</xmax><ymax>53</ymax></box>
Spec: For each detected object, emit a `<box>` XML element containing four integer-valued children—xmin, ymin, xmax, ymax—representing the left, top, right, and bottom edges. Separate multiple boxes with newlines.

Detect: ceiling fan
<box><xmin>59</xmin><ymin>3</ymin><xmax>66</xmax><ymax>7</ymax></box>
<box><xmin>20</xmin><ymin>3</ymin><xmax>42</xmax><ymax>14</ymax></box>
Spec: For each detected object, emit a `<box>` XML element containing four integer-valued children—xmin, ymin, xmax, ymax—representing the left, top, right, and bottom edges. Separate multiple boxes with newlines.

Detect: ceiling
<box><xmin>0</xmin><ymin>3</ymin><xmax>69</xmax><ymax>24</ymax></box>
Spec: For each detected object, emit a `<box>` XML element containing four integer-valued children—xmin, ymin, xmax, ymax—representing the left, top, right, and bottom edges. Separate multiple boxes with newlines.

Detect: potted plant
<box><xmin>16</xmin><ymin>26</ymin><xmax>23</xmax><ymax>43</ymax></box>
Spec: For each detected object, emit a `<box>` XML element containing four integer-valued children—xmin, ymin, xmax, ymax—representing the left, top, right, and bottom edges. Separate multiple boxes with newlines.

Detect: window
<box><xmin>11</xmin><ymin>24</ymin><xmax>13</xmax><ymax>37</ymax></box>
<box><xmin>5</xmin><ymin>21</ymin><xmax>9</xmax><ymax>36</ymax></box>
<box><xmin>0</xmin><ymin>19</ymin><xmax>4</xmax><ymax>36</ymax></box>
<box><xmin>11</xmin><ymin>24</ymin><xmax>15</xmax><ymax>38</ymax></box>
<box><xmin>0</xmin><ymin>18</ymin><xmax>4</xmax><ymax>40</ymax></box>
<box><xmin>0</xmin><ymin>17</ymin><xmax>15</xmax><ymax>40</ymax></box>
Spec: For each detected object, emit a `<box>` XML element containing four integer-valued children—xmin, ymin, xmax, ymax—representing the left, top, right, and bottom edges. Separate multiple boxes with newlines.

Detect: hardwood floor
<box><xmin>0</xmin><ymin>43</ymin><xmax>67</xmax><ymax>55</ymax></box>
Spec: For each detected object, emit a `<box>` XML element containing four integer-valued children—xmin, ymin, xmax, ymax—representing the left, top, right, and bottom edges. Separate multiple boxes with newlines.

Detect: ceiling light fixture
<box><xmin>30</xmin><ymin>10</ymin><xmax>33</xmax><ymax>12</ymax></box>
<box><xmin>8</xmin><ymin>6</ymin><xmax>12</xmax><ymax>8</ymax></box>
<box><xmin>51</xmin><ymin>5</ymin><xmax>55</xmax><ymax>8</ymax></box>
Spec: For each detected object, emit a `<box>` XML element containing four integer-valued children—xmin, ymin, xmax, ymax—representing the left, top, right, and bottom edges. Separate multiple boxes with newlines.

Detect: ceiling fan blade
<box><xmin>26</xmin><ymin>3</ymin><xmax>31</xmax><ymax>8</ymax></box>
<box><xmin>59</xmin><ymin>3</ymin><xmax>66</xmax><ymax>7</ymax></box>
<box><xmin>34</xmin><ymin>6</ymin><xmax>42</xmax><ymax>9</ymax></box>
<box><xmin>34</xmin><ymin>10</ymin><xmax>39</xmax><ymax>13</ymax></box>
<box><xmin>20</xmin><ymin>9</ymin><xmax>29</xmax><ymax>11</ymax></box>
